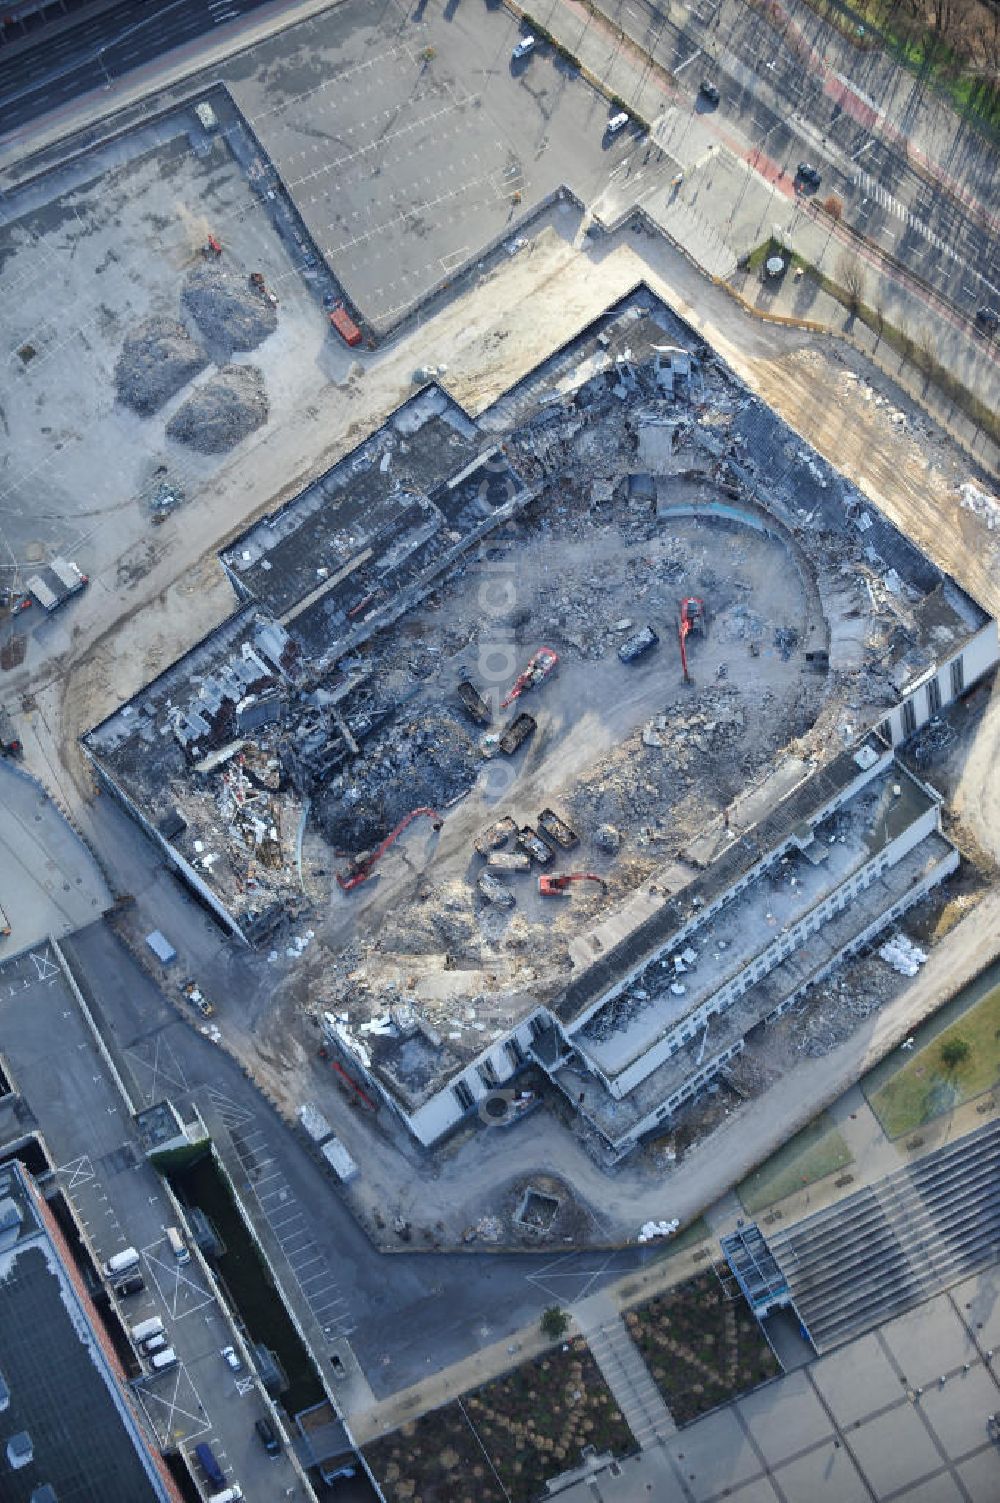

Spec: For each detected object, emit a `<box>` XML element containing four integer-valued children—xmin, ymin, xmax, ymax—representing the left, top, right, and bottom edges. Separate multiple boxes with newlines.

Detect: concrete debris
<box><xmin>637</xmin><ymin>1218</ymin><xmax>680</xmax><ymax>1242</ymax></box>
<box><xmin>166</xmin><ymin>364</ymin><xmax>269</xmax><ymax>452</ymax></box>
<box><xmin>594</xmin><ymin>824</ymin><xmax>621</xmax><ymax>854</ymax></box>
<box><xmin>115</xmin><ymin>316</ymin><xmax>208</xmax><ymax>414</ymax></box>
<box><xmin>477</xmin><ymin>870</ymin><xmax>515</xmax><ymax>907</ymax></box>
<box><xmin>959</xmin><ymin>481</ymin><xmax>1000</xmax><ymax>531</ymax></box>
<box><xmin>181</xmin><ymin>264</ymin><xmax>278</xmax><ymax>355</ymax></box>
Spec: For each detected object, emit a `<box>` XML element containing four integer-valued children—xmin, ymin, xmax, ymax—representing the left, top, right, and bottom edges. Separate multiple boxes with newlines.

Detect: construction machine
<box><xmin>500</xmin><ymin>646</ymin><xmax>558</xmax><ymax>708</ymax></box>
<box><xmin>678</xmin><ymin>597</ymin><xmax>705</xmax><ymax>683</ymax></box>
<box><xmin>203</xmin><ymin>233</ymin><xmax>222</xmax><ymax>257</ymax></box>
<box><xmin>336</xmin><ymin>807</ymin><xmax>442</xmax><ymax>891</ymax></box>
<box><xmin>538</xmin><ymin>873</ymin><xmax>609</xmax><ymax>897</ymax></box>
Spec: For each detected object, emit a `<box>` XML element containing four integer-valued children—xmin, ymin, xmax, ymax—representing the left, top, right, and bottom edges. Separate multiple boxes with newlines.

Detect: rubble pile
<box><xmin>181</xmin><ymin>265</ymin><xmax>278</xmax><ymax>355</ymax></box>
<box><xmin>166</xmin><ymin>364</ymin><xmax>268</xmax><ymax>452</ymax></box>
<box><xmin>114</xmin><ymin>317</ymin><xmax>208</xmax><ymax>414</ymax></box>
<box><xmin>316</xmin><ymin>712</ymin><xmax>481</xmax><ymax>852</ymax></box>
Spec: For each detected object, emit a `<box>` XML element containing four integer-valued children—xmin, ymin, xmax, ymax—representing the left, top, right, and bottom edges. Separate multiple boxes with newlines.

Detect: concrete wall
<box><xmin>86</xmin><ymin>758</ymin><xmax>248</xmax><ymax>942</ymax></box>
<box><xmin>881</xmin><ymin>620</ymin><xmax>999</xmax><ymax>746</ymax></box>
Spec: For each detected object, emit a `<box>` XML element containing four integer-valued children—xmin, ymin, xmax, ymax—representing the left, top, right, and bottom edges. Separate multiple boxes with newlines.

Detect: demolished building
<box><xmin>83</xmin><ymin>285</ymin><xmax>998</xmax><ymax>1152</ymax></box>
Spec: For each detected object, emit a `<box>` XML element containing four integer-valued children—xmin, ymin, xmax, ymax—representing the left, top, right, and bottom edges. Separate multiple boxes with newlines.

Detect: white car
<box><xmin>606</xmin><ymin>112</ymin><xmax>630</xmax><ymax>135</ymax></box>
<box><xmin>221</xmin><ymin>1345</ymin><xmax>242</xmax><ymax>1372</ymax></box>
<box><xmin>512</xmin><ymin>35</ymin><xmax>535</xmax><ymax>59</ymax></box>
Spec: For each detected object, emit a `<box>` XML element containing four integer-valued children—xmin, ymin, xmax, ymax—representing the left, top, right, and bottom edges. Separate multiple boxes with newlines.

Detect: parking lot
<box><xmin>229</xmin><ymin>0</ymin><xmax>642</xmax><ymax>324</ymax></box>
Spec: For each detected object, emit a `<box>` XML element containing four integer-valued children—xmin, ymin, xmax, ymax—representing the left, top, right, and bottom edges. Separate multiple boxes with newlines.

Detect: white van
<box><xmin>104</xmin><ymin>1247</ymin><xmax>140</xmax><ymax>1278</ymax></box>
<box><xmin>207</xmin><ymin>1489</ymin><xmax>243</xmax><ymax>1503</ymax></box>
<box><xmin>142</xmin><ymin>1333</ymin><xmax>167</xmax><ymax>1354</ymax></box>
<box><xmin>150</xmin><ymin>1347</ymin><xmax>178</xmax><ymax>1372</ymax></box>
<box><xmin>130</xmin><ymin>1316</ymin><xmax>164</xmax><ymax>1343</ymax></box>
<box><xmin>166</xmin><ymin>1226</ymin><xmax>190</xmax><ymax>1265</ymax></box>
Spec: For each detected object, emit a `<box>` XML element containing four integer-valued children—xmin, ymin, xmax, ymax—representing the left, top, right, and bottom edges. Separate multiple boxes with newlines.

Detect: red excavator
<box><xmin>538</xmin><ymin>873</ymin><xmax>609</xmax><ymax>897</ymax></box>
<box><xmin>500</xmin><ymin>646</ymin><xmax>559</xmax><ymax>708</ymax></box>
<box><xmin>337</xmin><ymin>807</ymin><xmax>442</xmax><ymax>891</ymax></box>
<box><xmin>678</xmin><ymin>597</ymin><xmax>705</xmax><ymax>683</ymax></box>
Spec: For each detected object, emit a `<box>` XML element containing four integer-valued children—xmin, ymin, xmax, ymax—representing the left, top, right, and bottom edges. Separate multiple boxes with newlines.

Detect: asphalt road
<box><xmin>591</xmin><ymin>0</ymin><xmax>1000</xmax><ymax>319</ymax></box>
<box><xmin>0</xmin><ymin>0</ymin><xmax>274</xmax><ymax>133</ymax></box>
<box><xmin>59</xmin><ymin>919</ymin><xmax>655</xmax><ymax>1399</ymax></box>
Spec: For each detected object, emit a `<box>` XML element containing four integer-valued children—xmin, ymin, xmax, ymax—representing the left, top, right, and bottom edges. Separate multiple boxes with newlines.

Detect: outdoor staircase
<box><xmin>583</xmin><ymin>1316</ymin><xmax>676</xmax><ymax>1450</ymax></box>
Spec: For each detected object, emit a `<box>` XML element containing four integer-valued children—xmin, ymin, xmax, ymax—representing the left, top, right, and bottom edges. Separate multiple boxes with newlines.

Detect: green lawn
<box><xmin>737</xmin><ymin>1114</ymin><xmax>852</xmax><ymax>1213</ymax></box>
<box><xmin>865</xmin><ymin>982</ymin><xmax>1000</xmax><ymax>1139</ymax></box>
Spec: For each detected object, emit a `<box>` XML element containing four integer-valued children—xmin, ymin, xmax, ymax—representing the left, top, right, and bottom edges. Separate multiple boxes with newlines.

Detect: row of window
<box><xmin>897</xmin><ymin>657</ymin><xmax>964</xmax><ymax>742</ymax></box>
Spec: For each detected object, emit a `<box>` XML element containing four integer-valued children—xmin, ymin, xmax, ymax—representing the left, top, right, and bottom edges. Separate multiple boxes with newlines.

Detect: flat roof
<box><xmin>0</xmin><ymin>1164</ymin><xmax>167</xmax><ymax>1503</ymax></box>
<box><xmin>220</xmin><ymin>385</ymin><xmax>480</xmax><ymax>616</ymax></box>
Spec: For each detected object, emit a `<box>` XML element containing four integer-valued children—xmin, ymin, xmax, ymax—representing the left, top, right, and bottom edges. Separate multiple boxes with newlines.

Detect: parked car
<box><xmin>512</xmin><ymin>34</ymin><xmax>535</xmax><ymax>59</ymax></box>
<box><xmin>221</xmin><ymin>1345</ymin><xmax>242</xmax><ymax>1372</ymax></box>
<box><xmin>606</xmin><ymin>112</ymin><xmax>630</xmax><ymax>136</ymax></box>
<box><xmin>975</xmin><ymin>306</ymin><xmax>999</xmax><ymax>334</ymax></box>
<box><xmin>255</xmin><ymin>1416</ymin><xmax>282</xmax><ymax>1456</ymax></box>
<box><xmin>699</xmin><ymin>79</ymin><xmax>720</xmax><ymax>106</ymax></box>
<box><xmin>115</xmin><ymin>1273</ymin><xmax>145</xmax><ymax>1298</ymax></box>
<box><xmin>796</xmin><ymin>161</ymin><xmax>822</xmax><ymax>190</ymax></box>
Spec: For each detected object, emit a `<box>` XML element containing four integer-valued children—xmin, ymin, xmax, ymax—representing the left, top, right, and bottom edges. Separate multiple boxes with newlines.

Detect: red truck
<box><xmin>329</xmin><ymin>303</ymin><xmax>362</xmax><ymax>347</ymax></box>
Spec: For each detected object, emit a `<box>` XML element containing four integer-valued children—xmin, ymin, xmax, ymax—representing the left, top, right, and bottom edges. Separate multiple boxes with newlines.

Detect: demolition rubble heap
<box><xmin>84</xmin><ymin>286</ymin><xmax>995</xmax><ymax>1145</ymax></box>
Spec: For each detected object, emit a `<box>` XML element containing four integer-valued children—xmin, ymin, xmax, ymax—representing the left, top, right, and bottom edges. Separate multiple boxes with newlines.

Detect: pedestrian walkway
<box><xmin>577</xmin><ymin>1295</ymin><xmax>677</xmax><ymax>1449</ymax></box>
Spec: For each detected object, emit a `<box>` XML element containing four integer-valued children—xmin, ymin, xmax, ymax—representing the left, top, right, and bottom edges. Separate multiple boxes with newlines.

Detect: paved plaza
<box><xmin>558</xmin><ymin>1276</ymin><xmax>1000</xmax><ymax>1501</ymax></box>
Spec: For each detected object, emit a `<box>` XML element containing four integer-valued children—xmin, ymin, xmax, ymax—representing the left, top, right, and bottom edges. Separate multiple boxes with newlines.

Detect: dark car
<box><xmin>975</xmin><ymin>306</ymin><xmax>999</xmax><ymax>334</ymax></box>
<box><xmin>796</xmin><ymin>162</ymin><xmax>822</xmax><ymax>190</ymax></box>
<box><xmin>255</xmin><ymin>1417</ymin><xmax>282</xmax><ymax>1456</ymax></box>
<box><xmin>699</xmin><ymin>79</ymin><xmax>720</xmax><ymax>106</ymax></box>
<box><xmin>114</xmin><ymin>1273</ymin><xmax>145</xmax><ymax>1298</ymax></box>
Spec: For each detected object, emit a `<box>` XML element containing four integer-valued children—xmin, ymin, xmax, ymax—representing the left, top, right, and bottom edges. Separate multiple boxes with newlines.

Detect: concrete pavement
<box><xmin>0</xmin><ymin>757</ymin><xmax>111</xmax><ymax>952</ymax></box>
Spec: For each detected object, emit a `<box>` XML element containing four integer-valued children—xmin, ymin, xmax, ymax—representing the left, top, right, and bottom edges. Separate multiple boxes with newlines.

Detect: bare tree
<box><xmin>836</xmin><ymin>251</ymin><xmax>866</xmax><ymax>313</ymax></box>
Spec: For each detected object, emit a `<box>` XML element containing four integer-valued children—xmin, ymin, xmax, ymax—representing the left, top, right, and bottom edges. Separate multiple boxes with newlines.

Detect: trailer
<box><xmin>474</xmin><ymin>814</ymin><xmax>518</xmax><ymax>857</ymax></box>
<box><xmin>457</xmin><ymin>679</ymin><xmax>492</xmax><ymax>727</ymax></box>
<box><xmin>498</xmin><ymin>712</ymin><xmax>536</xmax><ymax>755</ymax></box>
<box><xmin>0</xmin><ymin>706</ymin><xmax>22</xmax><ymax>758</ymax></box>
<box><xmin>321</xmin><ymin>1135</ymin><xmax>359</xmax><ymax>1183</ymax></box>
<box><xmin>517</xmin><ymin>826</ymin><xmax>554</xmax><ymax>865</ymax></box>
<box><xmin>25</xmin><ymin>557</ymin><xmax>88</xmax><ymax>614</ymax></box>
<box><xmin>329</xmin><ymin>303</ymin><xmax>362</xmax><ymax>347</ymax></box>
<box><xmin>537</xmin><ymin>807</ymin><xmax>578</xmax><ymax>850</ymax></box>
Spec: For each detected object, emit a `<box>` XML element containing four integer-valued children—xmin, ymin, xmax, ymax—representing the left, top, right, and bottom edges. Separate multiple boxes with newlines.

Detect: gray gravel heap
<box><xmin>115</xmin><ymin>316</ymin><xmax>208</xmax><ymax>415</ymax></box>
<box><xmin>166</xmin><ymin>364</ymin><xmax>268</xmax><ymax>453</ymax></box>
<box><xmin>181</xmin><ymin>265</ymin><xmax>277</xmax><ymax>355</ymax></box>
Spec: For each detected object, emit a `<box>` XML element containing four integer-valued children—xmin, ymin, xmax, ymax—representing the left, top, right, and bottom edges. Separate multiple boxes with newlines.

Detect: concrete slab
<box><xmin>956</xmin><ymin>1447</ymin><xmax>1000</xmax><ymax>1503</ymax></box>
<box><xmin>737</xmin><ymin>1369</ymin><xmax>833</xmax><ymax>1467</ymax></box>
<box><xmin>881</xmin><ymin>1298</ymin><xmax>978</xmax><ymax>1384</ymax></box>
<box><xmin>0</xmin><ymin>763</ymin><xmax>110</xmax><ymax>952</ymax></box>
<box><xmin>811</xmin><ymin>1332</ymin><xmax>905</xmax><ymax>1427</ymax></box>
<box><xmin>916</xmin><ymin>1366</ymin><xmax>1000</xmax><ymax>1459</ymax></box>
<box><xmin>667</xmin><ymin>1406</ymin><xmax>763</xmax><ymax>1503</ymax></box>
<box><xmin>771</xmin><ymin>1438</ymin><xmax>869</xmax><ymax>1503</ymax></box>
<box><xmin>848</xmin><ymin>1401</ymin><xmax>945</xmax><ymax>1497</ymax></box>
